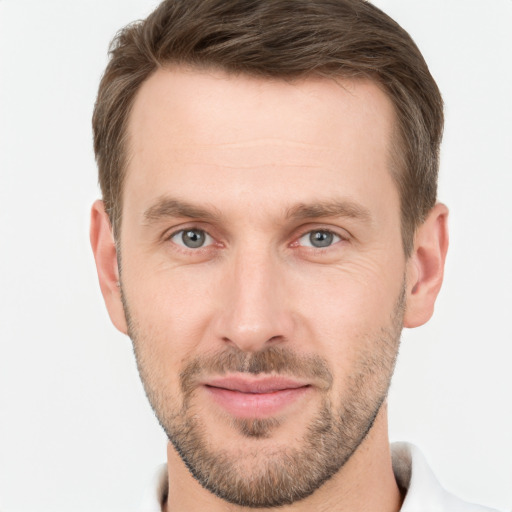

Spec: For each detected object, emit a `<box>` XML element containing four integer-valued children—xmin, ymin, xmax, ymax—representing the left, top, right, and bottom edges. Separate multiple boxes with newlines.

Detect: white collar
<box><xmin>391</xmin><ymin>442</ymin><xmax>498</xmax><ymax>512</ymax></box>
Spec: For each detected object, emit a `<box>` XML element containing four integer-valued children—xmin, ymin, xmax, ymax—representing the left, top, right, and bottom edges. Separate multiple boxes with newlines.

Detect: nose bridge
<box><xmin>217</xmin><ymin>239</ymin><xmax>291</xmax><ymax>352</ymax></box>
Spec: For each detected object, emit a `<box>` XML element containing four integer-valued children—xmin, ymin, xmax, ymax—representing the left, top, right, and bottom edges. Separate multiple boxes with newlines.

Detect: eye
<box><xmin>170</xmin><ymin>229</ymin><xmax>214</xmax><ymax>249</ymax></box>
<box><xmin>298</xmin><ymin>230</ymin><xmax>342</xmax><ymax>248</ymax></box>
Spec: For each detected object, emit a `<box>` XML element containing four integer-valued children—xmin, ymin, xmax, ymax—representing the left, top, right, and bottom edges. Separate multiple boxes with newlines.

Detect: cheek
<box><xmin>291</xmin><ymin>256</ymin><xmax>404</xmax><ymax>338</ymax></box>
<box><xmin>121</xmin><ymin>238</ymin><xmax>405</xmax><ymax>364</ymax></box>
<box><xmin>120</xmin><ymin>258</ymin><xmax>220</xmax><ymax>375</ymax></box>
<box><xmin>122</xmin><ymin>275</ymin><xmax>214</xmax><ymax>412</ymax></box>
<box><xmin>130</xmin><ymin>279</ymin><xmax>212</xmax><ymax>328</ymax></box>
<box><xmin>295</xmin><ymin>269</ymin><xmax>403</xmax><ymax>397</ymax></box>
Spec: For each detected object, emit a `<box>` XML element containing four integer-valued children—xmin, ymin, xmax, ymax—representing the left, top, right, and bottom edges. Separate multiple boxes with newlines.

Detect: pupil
<box><xmin>310</xmin><ymin>231</ymin><xmax>333</xmax><ymax>248</ymax></box>
<box><xmin>182</xmin><ymin>230</ymin><xmax>205</xmax><ymax>248</ymax></box>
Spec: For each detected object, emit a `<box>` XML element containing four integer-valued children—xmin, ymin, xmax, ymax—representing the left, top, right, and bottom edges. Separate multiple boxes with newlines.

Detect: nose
<box><xmin>213</xmin><ymin>246</ymin><xmax>294</xmax><ymax>353</ymax></box>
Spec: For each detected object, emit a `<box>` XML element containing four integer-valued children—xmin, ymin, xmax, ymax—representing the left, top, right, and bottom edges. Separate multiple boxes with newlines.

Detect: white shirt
<box><xmin>140</xmin><ymin>442</ymin><xmax>501</xmax><ymax>512</ymax></box>
<box><xmin>391</xmin><ymin>443</ymin><xmax>500</xmax><ymax>512</ymax></box>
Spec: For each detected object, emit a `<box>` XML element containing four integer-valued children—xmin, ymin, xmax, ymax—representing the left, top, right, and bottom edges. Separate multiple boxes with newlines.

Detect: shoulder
<box><xmin>139</xmin><ymin>463</ymin><xmax>168</xmax><ymax>512</ymax></box>
<box><xmin>392</xmin><ymin>442</ymin><xmax>502</xmax><ymax>512</ymax></box>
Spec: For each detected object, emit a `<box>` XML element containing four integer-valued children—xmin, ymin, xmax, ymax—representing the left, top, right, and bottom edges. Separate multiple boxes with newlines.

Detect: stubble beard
<box><xmin>122</xmin><ymin>287</ymin><xmax>405</xmax><ymax>508</ymax></box>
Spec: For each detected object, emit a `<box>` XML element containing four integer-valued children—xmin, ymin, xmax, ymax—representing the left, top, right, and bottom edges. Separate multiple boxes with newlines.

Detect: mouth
<box><xmin>202</xmin><ymin>375</ymin><xmax>312</xmax><ymax>418</ymax></box>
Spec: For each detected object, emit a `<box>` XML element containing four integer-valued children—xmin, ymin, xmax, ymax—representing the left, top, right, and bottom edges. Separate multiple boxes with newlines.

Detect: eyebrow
<box><xmin>143</xmin><ymin>197</ymin><xmax>222</xmax><ymax>223</ymax></box>
<box><xmin>143</xmin><ymin>196</ymin><xmax>372</xmax><ymax>225</ymax></box>
<box><xmin>285</xmin><ymin>200</ymin><xmax>372</xmax><ymax>223</ymax></box>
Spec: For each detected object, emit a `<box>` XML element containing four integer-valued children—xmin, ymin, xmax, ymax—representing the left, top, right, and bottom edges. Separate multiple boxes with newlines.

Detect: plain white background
<box><xmin>0</xmin><ymin>1</ymin><xmax>511</xmax><ymax>511</ymax></box>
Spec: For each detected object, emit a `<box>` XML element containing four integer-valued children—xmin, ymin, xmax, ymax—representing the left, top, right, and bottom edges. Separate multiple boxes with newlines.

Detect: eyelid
<box><xmin>162</xmin><ymin>222</ymin><xmax>211</xmax><ymax>240</ymax></box>
<box><xmin>161</xmin><ymin>223</ymin><xmax>349</xmax><ymax>252</ymax></box>
<box><xmin>162</xmin><ymin>224</ymin><xmax>219</xmax><ymax>251</ymax></box>
<box><xmin>291</xmin><ymin>225</ymin><xmax>350</xmax><ymax>247</ymax></box>
<box><xmin>298</xmin><ymin>230</ymin><xmax>341</xmax><ymax>248</ymax></box>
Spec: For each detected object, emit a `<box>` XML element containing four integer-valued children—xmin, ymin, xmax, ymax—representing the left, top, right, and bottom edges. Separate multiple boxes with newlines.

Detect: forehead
<box><xmin>127</xmin><ymin>66</ymin><xmax>395</xmax><ymax>151</ymax></box>
<box><xmin>124</xmin><ymin>67</ymin><xmax>399</xmax><ymax>224</ymax></box>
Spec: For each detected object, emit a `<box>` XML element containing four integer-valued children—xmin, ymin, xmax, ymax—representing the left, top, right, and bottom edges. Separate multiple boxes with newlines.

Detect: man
<box><xmin>90</xmin><ymin>1</ymin><xmax>498</xmax><ymax>511</ymax></box>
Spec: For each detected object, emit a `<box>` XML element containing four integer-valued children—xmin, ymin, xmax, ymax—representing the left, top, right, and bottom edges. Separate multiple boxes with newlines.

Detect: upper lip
<box><xmin>203</xmin><ymin>375</ymin><xmax>311</xmax><ymax>394</ymax></box>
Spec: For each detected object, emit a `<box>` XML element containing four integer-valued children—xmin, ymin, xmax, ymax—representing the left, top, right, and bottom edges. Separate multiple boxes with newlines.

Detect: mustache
<box><xmin>180</xmin><ymin>346</ymin><xmax>333</xmax><ymax>393</ymax></box>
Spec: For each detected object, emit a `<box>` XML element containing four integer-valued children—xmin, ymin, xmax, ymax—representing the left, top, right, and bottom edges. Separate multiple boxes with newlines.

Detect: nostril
<box><xmin>221</xmin><ymin>334</ymin><xmax>287</xmax><ymax>353</ymax></box>
<box><xmin>267</xmin><ymin>335</ymin><xmax>286</xmax><ymax>344</ymax></box>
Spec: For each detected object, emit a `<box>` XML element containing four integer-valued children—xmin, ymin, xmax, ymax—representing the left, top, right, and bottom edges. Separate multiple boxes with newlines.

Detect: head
<box><xmin>91</xmin><ymin>0</ymin><xmax>448</xmax><ymax>508</ymax></box>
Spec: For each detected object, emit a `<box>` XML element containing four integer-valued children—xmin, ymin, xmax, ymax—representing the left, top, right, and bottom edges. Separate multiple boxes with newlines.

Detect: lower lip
<box><xmin>204</xmin><ymin>385</ymin><xmax>311</xmax><ymax>418</ymax></box>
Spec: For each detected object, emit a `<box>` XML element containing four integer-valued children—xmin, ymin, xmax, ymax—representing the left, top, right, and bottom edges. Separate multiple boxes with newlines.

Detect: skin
<box><xmin>91</xmin><ymin>67</ymin><xmax>448</xmax><ymax>512</ymax></box>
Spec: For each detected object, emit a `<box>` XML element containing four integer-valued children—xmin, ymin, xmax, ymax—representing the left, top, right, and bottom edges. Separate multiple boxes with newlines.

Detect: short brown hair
<box><xmin>93</xmin><ymin>0</ymin><xmax>443</xmax><ymax>255</ymax></box>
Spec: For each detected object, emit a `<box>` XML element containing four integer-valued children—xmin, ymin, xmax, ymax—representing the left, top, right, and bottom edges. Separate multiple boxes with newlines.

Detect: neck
<box><xmin>163</xmin><ymin>403</ymin><xmax>402</xmax><ymax>512</ymax></box>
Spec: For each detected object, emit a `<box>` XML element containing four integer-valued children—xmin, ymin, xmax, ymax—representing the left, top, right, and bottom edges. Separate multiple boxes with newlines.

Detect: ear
<box><xmin>90</xmin><ymin>200</ymin><xmax>128</xmax><ymax>334</ymax></box>
<box><xmin>404</xmin><ymin>203</ymin><xmax>449</xmax><ymax>328</ymax></box>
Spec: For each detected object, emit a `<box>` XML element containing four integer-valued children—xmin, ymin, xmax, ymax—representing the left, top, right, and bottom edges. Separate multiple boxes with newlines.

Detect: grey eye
<box><xmin>299</xmin><ymin>230</ymin><xmax>341</xmax><ymax>248</ymax></box>
<box><xmin>171</xmin><ymin>229</ymin><xmax>213</xmax><ymax>249</ymax></box>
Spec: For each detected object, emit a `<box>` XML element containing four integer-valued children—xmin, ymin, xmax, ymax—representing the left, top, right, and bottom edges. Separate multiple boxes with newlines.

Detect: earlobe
<box><xmin>403</xmin><ymin>203</ymin><xmax>449</xmax><ymax>328</ymax></box>
<box><xmin>90</xmin><ymin>200</ymin><xmax>128</xmax><ymax>334</ymax></box>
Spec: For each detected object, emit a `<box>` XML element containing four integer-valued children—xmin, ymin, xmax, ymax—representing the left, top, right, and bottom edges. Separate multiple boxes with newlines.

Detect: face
<box><xmin>118</xmin><ymin>68</ymin><xmax>407</xmax><ymax>507</ymax></box>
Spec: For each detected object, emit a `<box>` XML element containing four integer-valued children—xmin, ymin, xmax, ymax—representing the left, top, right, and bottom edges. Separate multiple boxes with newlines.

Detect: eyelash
<box><xmin>164</xmin><ymin>227</ymin><xmax>219</xmax><ymax>255</ymax></box>
<box><xmin>165</xmin><ymin>226</ymin><xmax>348</xmax><ymax>254</ymax></box>
<box><xmin>294</xmin><ymin>229</ymin><xmax>344</xmax><ymax>249</ymax></box>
